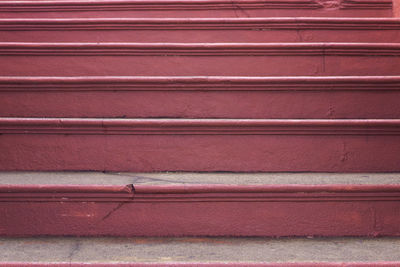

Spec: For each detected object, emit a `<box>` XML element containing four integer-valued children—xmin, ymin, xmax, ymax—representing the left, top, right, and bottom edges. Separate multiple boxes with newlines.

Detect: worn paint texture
<box><xmin>1</xmin><ymin>76</ymin><xmax>400</xmax><ymax>118</ymax></box>
<box><xmin>394</xmin><ymin>0</ymin><xmax>400</xmax><ymax>16</ymax></box>
<box><xmin>1</xmin><ymin>118</ymin><xmax>400</xmax><ymax>172</ymax></box>
<box><xmin>0</xmin><ymin>184</ymin><xmax>400</xmax><ymax>237</ymax></box>
<box><xmin>0</xmin><ymin>1</ymin><xmax>398</xmax><ymax>173</ymax></box>
<box><xmin>0</xmin><ymin>0</ymin><xmax>393</xmax><ymax>18</ymax></box>
<box><xmin>0</xmin><ymin>0</ymin><xmax>399</xmax><ymax>252</ymax></box>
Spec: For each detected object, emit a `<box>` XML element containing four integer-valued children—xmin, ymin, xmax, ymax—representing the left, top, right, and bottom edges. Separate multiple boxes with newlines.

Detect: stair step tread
<box><xmin>0</xmin><ymin>237</ymin><xmax>399</xmax><ymax>264</ymax></box>
<box><xmin>1</xmin><ymin>172</ymin><xmax>400</xmax><ymax>185</ymax></box>
<box><xmin>3</xmin><ymin>75</ymin><xmax>400</xmax><ymax>82</ymax></box>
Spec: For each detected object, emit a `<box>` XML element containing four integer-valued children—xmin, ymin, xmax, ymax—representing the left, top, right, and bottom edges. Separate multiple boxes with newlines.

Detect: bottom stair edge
<box><xmin>1</xmin><ymin>183</ymin><xmax>400</xmax><ymax>237</ymax></box>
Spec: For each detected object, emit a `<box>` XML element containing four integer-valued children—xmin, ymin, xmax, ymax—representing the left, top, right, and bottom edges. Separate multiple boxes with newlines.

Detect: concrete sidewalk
<box><xmin>0</xmin><ymin>237</ymin><xmax>400</xmax><ymax>263</ymax></box>
<box><xmin>1</xmin><ymin>172</ymin><xmax>400</xmax><ymax>185</ymax></box>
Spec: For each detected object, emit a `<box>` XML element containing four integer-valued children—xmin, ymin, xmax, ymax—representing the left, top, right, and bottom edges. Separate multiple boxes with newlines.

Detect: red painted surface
<box><xmin>394</xmin><ymin>0</ymin><xmax>400</xmax><ymax>16</ymax></box>
<box><xmin>1</xmin><ymin>18</ymin><xmax>400</xmax><ymax>43</ymax></box>
<box><xmin>1</xmin><ymin>76</ymin><xmax>400</xmax><ymax>119</ymax></box>
<box><xmin>0</xmin><ymin>0</ymin><xmax>399</xmax><ymax>241</ymax></box>
<box><xmin>0</xmin><ymin>0</ymin><xmax>392</xmax><ymax>18</ymax></box>
<box><xmin>0</xmin><ymin>184</ymin><xmax>400</xmax><ymax>237</ymax></box>
<box><xmin>2</xmin><ymin>43</ymin><xmax>400</xmax><ymax>76</ymax></box>
<box><xmin>1</xmin><ymin>118</ymin><xmax>400</xmax><ymax>172</ymax></box>
<box><xmin>0</xmin><ymin>184</ymin><xmax>134</xmax><ymax>202</ymax></box>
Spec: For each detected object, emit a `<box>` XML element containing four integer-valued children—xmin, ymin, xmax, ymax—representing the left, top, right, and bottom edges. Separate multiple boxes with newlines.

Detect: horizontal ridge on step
<box><xmin>0</xmin><ymin>184</ymin><xmax>134</xmax><ymax>202</ymax></box>
<box><xmin>340</xmin><ymin>0</ymin><xmax>392</xmax><ymax>9</ymax></box>
<box><xmin>1</xmin><ymin>17</ymin><xmax>400</xmax><ymax>30</ymax></box>
<box><xmin>0</xmin><ymin>0</ymin><xmax>391</xmax><ymax>12</ymax></box>
<box><xmin>1</xmin><ymin>183</ymin><xmax>400</xmax><ymax>236</ymax></box>
<box><xmin>1</xmin><ymin>184</ymin><xmax>400</xmax><ymax>202</ymax></box>
<box><xmin>1</xmin><ymin>118</ymin><xmax>400</xmax><ymax>135</ymax></box>
<box><xmin>1</xmin><ymin>76</ymin><xmax>400</xmax><ymax>91</ymax></box>
<box><xmin>2</xmin><ymin>42</ymin><xmax>400</xmax><ymax>56</ymax></box>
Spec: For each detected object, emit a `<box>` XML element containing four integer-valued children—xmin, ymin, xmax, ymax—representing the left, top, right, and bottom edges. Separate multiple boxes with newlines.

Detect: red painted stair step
<box><xmin>0</xmin><ymin>0</ymin><xmax>393</xmax><ymax>18</ymax></box>
<box><xmin>1</xmin><ymin>180</ymin><xmax>400</xmax><ymax>236</ymax></box>
<box><xmin>1</xmin><ymin>76</ymin><xmax>400</xmax><ymax>119</ymax></box>
<box><xmin>1</xmin><ymin>118</ymin><xmax>400</xmax><ymax>172</ymax></box>
<box><xmin>2</xmin><ymin>42</ymin><xmax>400</xmax><ymax>76</ymax></box>
<box><xmin>1</xmin><ymin>18</ymin><xmax>400</xmax><ymax>43</ymax></box>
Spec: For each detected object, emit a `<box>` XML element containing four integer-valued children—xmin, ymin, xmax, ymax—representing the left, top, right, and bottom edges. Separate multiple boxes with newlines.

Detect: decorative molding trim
<box><xmin>1</xmin><ymin>183</ymin><xmax>400</xmax><ymax>237</ymax></box>
<box><xmin>0</xmin><ymin>184</ymin><xmax>399</xmax><ymax>202</ymax></box>
<box><xmin>0</xmin><ymin>0</ymin><xmax>322</xmax><ymax>12</ymax></box>
<box><xmin>1</xmin><ymin>42</ymin><xmax>400</xmax><ymax>56</ymax></box>
<box><xmin>0</xmin><ymin>184</ymin><xmax>134</xmax><ymax>202</ymax></box>
<box><xmin>1</xmin><ymin>118</ymin><xmax>400</xmax><ymax>135</ymax></box>
<box><xmin>1</xmin><ymin>76</ymin><xmax>399</xmax><ymax>92</ymax></box>
<box><xmin>340</xmin><ymin>0</ymin><xmax>392</xmax><ymax>9</ymax></box>
<box><xmin>0</xmin><ymin>0</ymin><xmax>391</xmax><ymax>12</ymax></box>
<box><xmin>1</xmin><ymin>18</ymin><xmax>399</xmax><ymax>30</ymax></box>
<box><xmin>133</xmin><ymin>184</ymin><xmax>400</xmax><ymax>202</ymax></box>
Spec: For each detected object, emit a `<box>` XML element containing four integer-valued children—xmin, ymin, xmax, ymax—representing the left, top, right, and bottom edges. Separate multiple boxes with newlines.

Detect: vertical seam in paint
<box><xmin>130</xmin><ymin>184</ymin><xmax>136</xmax><ymax>201</ymax></box>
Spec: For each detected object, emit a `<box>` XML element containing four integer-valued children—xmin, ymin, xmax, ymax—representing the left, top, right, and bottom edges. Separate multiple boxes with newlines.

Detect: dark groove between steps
<box><xmin>2</xmin><ymin>42</ymin><xmax>400</xmax><ymax>56</ymax></box>
<box><xmin>0</xmin><ymin>0</ymin><xmax>392</xmax><ymax>12</ymax></box>
<box><xmin>1</xmin><ymin>17</ymin><xmax>400</xmax><ymax>30</ymax></box>
<box><xmin>1</xmin><ymin>76</ymin><xmax>399</xmax><ymax>91</ymax></box>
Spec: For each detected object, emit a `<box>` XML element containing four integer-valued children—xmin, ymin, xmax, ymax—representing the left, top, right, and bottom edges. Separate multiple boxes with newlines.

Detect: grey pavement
<box><xmin>0</xmin><ymin>237</ymin><xmax>400</xmax><ymax>263</ymax></box>
<box><xmin>0</xmin><ymin>172</ymin><xmax>400</xmax><ymax>185</ymax></box>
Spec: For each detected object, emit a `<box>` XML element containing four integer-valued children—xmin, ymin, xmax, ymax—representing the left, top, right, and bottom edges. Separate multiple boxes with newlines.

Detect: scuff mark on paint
<box><xmin>316</xmin><ymin>0</ymin><xmax>342</xmax><ymax>10</ymax></box>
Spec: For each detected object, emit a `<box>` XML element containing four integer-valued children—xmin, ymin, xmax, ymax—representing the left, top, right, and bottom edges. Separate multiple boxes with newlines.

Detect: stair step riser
<box><xmin>1</xmin><ymin>119</ymin><xmax>400</xmax><ymax>172</ymax></box>
<box><xmin>2</xmin><ymin>19</ymin><xmax>400</xmax><ymax>43</ymax></box>
<box><xmin>1</xmin><ymin>184</ymin><xmax>400</xmax><ymax>237</ymax></box>
<box><xmin>2</xmin><ymin>77</ymin><xmax>400</xmax><ymax>119</ymax></box>
<box><xmin>0</xmin><ymin>0</ymin><xmax>393</xmax><ymax>18</ymax></box>
<box><xmin>4</xmin><ymin>91</ymin><xmax>400</xmax><ymax>119</ymax></box>
<box><xmin>2</xmin><ymin>43</ymin><xmax>400</xmax><ymax>76</ymax></box>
